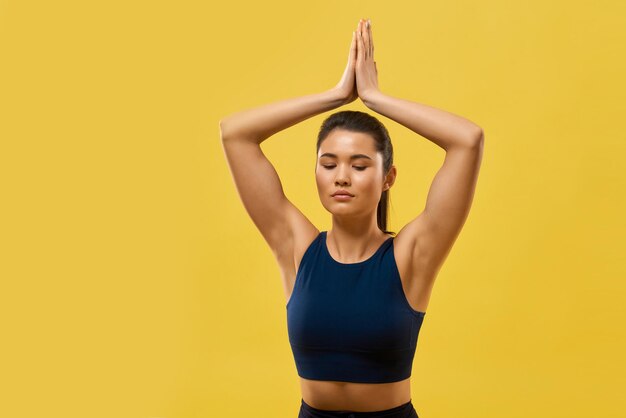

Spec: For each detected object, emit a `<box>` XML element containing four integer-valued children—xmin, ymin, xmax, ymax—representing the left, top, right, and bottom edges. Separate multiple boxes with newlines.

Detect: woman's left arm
<box><xmin>371</xmin><ymin>88</ymin><xmax>485</xmax><ymax>270</ymax></box>
<box><xmin>366</xmin><ymin>86</ymin><xmax>485</xmax><ymax>272</ymax></box>
<box><xmin>356</xmin><ymin>18</ymin><xmax>484</xmax><ymax>271</ymax></box>
<box><xmin>363</xmin><ymin>91</ymin><xmax>484</xmax><ymax>149</ymax></box>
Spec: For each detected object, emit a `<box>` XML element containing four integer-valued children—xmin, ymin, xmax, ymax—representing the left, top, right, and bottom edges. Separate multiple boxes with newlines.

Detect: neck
<box><xmin>327</xmin><ymin>216</ymin><xmax>389</xmax><ymax>263</ymax></box>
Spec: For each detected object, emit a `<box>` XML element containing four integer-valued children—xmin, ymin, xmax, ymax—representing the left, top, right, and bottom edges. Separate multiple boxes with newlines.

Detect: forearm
<box><xmin>364</xmin><ymin>91</ymin><xmax>483</xmax><ymax>150</ymax></box>
<box><xmin>219</xmin><ymin>88</ymin><xmax>345</xmax><ymax>144</ymax></box>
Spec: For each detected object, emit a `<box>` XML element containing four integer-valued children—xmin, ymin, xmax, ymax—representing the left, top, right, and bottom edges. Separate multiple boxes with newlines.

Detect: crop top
<box><xmin>286</xmin><ymin>230</ymin><xmax>426</xmax><ymax>383</ymax></box>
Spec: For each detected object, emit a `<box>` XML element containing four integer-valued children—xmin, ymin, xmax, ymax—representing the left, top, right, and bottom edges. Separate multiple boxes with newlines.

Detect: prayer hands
<box><xmin>334</xmin><ymin>18</ymin><xmax>380</xmax><ymax>105</ymax></box>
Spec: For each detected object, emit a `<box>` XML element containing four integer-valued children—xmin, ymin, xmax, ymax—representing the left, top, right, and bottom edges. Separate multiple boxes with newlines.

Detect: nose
<box><xmin>335</xmin><ymin>166</ymin><xmax>351</xmax><ymax>186</ymax></box>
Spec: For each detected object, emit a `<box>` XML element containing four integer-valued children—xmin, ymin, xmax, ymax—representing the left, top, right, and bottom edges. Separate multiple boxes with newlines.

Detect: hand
<box><xmin>355</xmin><ymin>18</ymin><xmax>380</xmax><ymax>104</ymax></box>
<box><xmin>333</xmin><ymin>28</ymin><xmax>358</xmax><ymax>105</ymax></box>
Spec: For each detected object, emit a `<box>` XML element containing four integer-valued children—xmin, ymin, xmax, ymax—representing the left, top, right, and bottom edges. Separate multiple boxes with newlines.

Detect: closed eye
<box><xmin>322</xmin><ymin>165</ymin><xmax>367</xmax><ymax>171</ymax></box>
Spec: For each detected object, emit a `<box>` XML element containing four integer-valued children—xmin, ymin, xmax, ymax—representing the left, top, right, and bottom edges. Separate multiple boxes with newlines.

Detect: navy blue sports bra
<box><xmin>286</xmin><ymin>231</ymin><xmax>426</xmax><ymax>383</ymax></box>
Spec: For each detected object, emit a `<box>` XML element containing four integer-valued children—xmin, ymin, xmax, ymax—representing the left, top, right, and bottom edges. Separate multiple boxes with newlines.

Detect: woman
<box><xmin>220</xmin><ymin>18</ymin><xmax>484</xmax><ymax>418</ymax></box>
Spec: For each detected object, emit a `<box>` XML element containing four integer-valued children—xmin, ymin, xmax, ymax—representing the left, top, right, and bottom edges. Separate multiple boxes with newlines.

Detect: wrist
<box><xmin>362</xmin><ymin>89</ymin><xmax>384</xmax><ymax>109</ymax></box>
<box><xmin>328</xmin><ymin>86</ymin><xmax>350</xmax><ymax>106</ymax></box>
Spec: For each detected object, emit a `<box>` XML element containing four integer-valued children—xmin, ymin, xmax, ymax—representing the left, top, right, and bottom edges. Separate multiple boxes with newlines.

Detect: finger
<box><xmin>349</xmin><ymin>31</ymin><xmax>356</xmax><ymax>60</ymax></box>
<box><xmin>368</xmin><ymin>19</ymin><xmax>374</xmax><ymax>56</ymax></box>
<box><xmin>363</xmin><ymin>19</ymin><xmax>370</xmax><ymax>59</ymax></box>
<box><xmin>366</xmin><ymin>19</ymin><xmax>373</xmax><ymax>58</ymax></box>
<box><xmin>356</xmin><ymin>20</ymin><xmax>363</xmax><ymax>60</ymax></box>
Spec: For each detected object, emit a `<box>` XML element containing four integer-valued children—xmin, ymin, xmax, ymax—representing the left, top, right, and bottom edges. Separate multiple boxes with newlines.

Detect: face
<box><xmin>316</xmin><ymin>129</ymin><xmax>396</xmax><ymax>218</ymax></box>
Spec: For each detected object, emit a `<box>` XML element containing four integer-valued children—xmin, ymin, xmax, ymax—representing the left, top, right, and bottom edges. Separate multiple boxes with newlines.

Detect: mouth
<box><xmin>332</xmin><ymin>193</ymin><xmax>354</xmax><ymax>200</ymax></box>
<box><xmin>331</xmin><ymin>191</ymin><xmax>355</xmax><ymax>197</ymax></box>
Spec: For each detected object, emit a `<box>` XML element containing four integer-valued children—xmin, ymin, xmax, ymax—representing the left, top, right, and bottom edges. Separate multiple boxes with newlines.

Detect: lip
<box><xmin>332</xmin><ymin>190</ymin><xmax>354</xmax><ymax>197</ymax></box>
<box><xmin>333</xmin><ymin>194</ymin><xmax>354</xmax><ymax>201</ymax></box>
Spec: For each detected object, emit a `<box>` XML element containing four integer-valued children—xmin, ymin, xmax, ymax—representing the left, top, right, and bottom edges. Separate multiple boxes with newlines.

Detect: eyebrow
<box><xmin>319</xmin><ymin>153</ymin><xmax>373</xmax><ymax>161</ymax></box>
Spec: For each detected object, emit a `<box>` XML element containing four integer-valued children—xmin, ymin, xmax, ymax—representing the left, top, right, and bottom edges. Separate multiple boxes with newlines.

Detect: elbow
<box><xmin>219</xmin><ymin>117</ymin><xmax>250</xmax><ymax>142</ymax></box>
<box><xmin>448</xmin><ymin>128</ymin><xmax>483</xmax><ymax>152</ymax></box>
<box><xmin>468</xmin><ymin>127</ymin><xmax>484</xmax><ymax>147</ymax></box>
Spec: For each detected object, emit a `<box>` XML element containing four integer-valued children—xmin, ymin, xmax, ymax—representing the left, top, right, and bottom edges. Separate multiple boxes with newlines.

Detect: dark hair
<box><xmin>316</xmin><ymin>110</ymin><xmax>396</xmax><ymax>236</ymax></box>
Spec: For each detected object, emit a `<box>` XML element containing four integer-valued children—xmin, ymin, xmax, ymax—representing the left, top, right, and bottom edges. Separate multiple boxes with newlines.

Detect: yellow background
<box><xmin>1</xmin><ymin>1</ymin><xmax>624</xmax><ymax>417</ymax></box>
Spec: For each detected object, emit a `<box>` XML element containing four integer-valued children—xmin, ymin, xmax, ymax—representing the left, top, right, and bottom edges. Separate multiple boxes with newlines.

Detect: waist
<box><xmin>299</xmin><ymin>376</ymin><xmax>411</xmax><ymax>412</ymax></box>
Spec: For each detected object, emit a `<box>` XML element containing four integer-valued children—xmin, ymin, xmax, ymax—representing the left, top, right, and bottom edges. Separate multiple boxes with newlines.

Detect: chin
<box><xmin>323</xmin><ymin>199</ymin><xmax>351</xmax><ymax>211</ymax></box>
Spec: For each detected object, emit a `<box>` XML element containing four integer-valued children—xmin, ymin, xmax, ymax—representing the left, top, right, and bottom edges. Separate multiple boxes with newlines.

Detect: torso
<box><xmin>278</xmin><ymin>223</ymin><xmax>437</xmax><ymax>412</ymax></box>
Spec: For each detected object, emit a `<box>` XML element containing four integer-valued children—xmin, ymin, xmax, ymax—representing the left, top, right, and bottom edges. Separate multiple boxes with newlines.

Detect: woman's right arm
<box><xmin>219</xmin><ymin>88</ymin><xmax>347</xmax><ymax>253</ymax></box>
<box><xmin>220</xmin><ymin>88</ymin><xmax>346</xmax><ymax>144</ymax></box>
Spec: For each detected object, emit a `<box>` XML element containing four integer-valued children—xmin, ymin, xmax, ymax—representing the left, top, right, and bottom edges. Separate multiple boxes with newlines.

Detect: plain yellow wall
<box><xmin>1</xmin><ymin>1</ymin><xmax>624</xmax><ymax>417</ymax></box>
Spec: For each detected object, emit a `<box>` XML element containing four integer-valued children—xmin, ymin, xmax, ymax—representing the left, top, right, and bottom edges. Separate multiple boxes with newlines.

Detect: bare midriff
<box><xmin>299</xmin><ymin>376</ymin><xmax>412</xmax><ymax>412</ymax></box>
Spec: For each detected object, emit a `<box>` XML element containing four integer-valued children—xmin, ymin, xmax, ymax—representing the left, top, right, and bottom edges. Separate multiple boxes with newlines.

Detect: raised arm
<box><xmin>355</xmin><ymin>18</ymin><xmax>484</xmax><ymax>278</ymax></box>
<box><xmin>219</xmin><ymin>25</ymin><xmax>360</xmax><ymax>255</ymax></box>
<box><xmin>220</xmin><ymin>89</ymin><xmax>345</xmax><ymax>143</ymax></box>
<box><xmin>219</xmin><ymin>89</ymin><xmax>346</xmax><ymax>254</ymax></box>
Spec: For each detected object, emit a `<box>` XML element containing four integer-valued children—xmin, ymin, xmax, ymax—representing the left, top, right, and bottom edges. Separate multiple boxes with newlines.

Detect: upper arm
<box><xmin>404</xmin><ymin>134</ymin><xmax>485</xmax><ymax>272</ymax></box>
<box><xmin>220</xmin><ymin>132</ymin><xmax>308</xmax><ymax>255</ymax></box>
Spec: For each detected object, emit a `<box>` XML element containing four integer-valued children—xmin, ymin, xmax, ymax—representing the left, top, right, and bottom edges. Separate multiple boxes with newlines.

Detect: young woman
<box><xmin>220</xmin><ymin>18</ymin><xmax>484</xmax><ymax>418</ymax></box>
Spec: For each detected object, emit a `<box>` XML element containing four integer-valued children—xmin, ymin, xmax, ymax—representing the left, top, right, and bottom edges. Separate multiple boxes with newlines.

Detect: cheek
<box><xmin>314</xmin><ymin>170</ymin><xmax>323</xmax><ymax>183</ymax></box>
<box><xmin>316</xmin><ymin>168</ymin><xmax>333</xmax><ymax>181</ymax></box>
<box><xmin>358</xmin><ymin>173</ymin><xmax>379</xmax><ymax>188</ymax></box>
<box><xmin>315</xmin><ymin>173</ymin><xmax>327</xmax><ymax>190</ymax></box>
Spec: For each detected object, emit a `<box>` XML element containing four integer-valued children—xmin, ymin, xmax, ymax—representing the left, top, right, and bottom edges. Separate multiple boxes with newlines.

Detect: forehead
<box><xmin>318</xmin><ymin>130</ymin><xmax>378</xmax><ymax>159</ymax></box>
